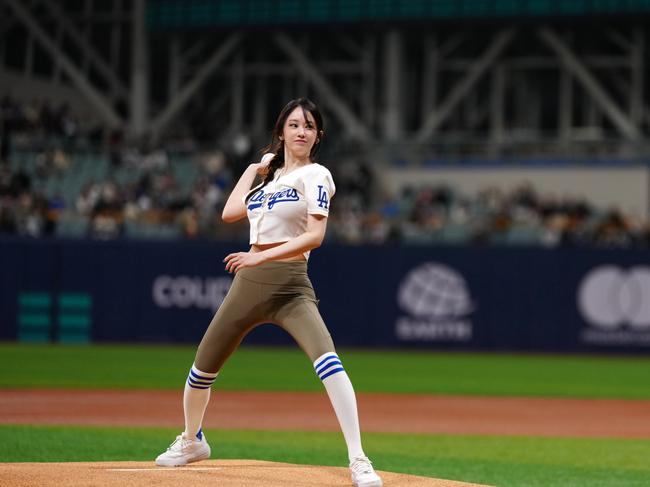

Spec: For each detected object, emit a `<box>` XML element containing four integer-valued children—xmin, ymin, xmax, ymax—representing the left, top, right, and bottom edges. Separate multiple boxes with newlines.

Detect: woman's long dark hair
<box><xmin>245</xmin><ymin>98</ymin><xmax>324</xmax><ymax>202</ymax></box>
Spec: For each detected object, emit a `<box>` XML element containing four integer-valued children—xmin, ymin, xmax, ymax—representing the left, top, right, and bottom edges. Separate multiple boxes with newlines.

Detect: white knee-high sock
<box><xmin>183</xmin><ymin>364</ymin><xmax>218</xmax><ymax>440</ymax></box>
<box><xmin>313</xmin><ymin>352</ymin><xmax>365</xmax><ymax>462</ymax></box>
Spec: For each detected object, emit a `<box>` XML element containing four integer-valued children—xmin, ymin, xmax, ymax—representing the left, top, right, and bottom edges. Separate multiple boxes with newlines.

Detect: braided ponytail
<box><xmin>243</xmin><ymin>140</ymin><xmax>284</xmax><ymax>203</ymax></box>
<box><xmin>260</xmin><ymin>142</ymin><xmax>285</xmax><ymax>187</ymax></box>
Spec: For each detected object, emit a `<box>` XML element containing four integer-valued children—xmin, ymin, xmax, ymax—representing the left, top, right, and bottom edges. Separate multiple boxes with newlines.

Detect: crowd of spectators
<box><xmin>0</xmin><ymin>95</ymin><xmax>230</xmax><ymax>240</ymax></box>
<box><xmin>75</xmin><ymin>148</ymin><xmax>236</xmax><ymax>240</ymax></box>
<box><xmin>0</xmin><ymin>151</ymin><xmax>237</xmax><ymax>240</ymax></box>
<box><xmin>339</xmin><ymin>181</ymin><xmax>650</xmax><ymax>248</ymax></box>
<box><xmin>0</xmin><ymin>164</ymin><xmax>54</xmax><ymax>236</ymax></box>
<box><xmin>2</xmin><ymin>95</ymin><xmax>650</xmax><ymax>248</ymax></box>
<box><xmin>0</xmin><ymin>95</ymin><xmax>103</xmax><ymax>155</ymax></box>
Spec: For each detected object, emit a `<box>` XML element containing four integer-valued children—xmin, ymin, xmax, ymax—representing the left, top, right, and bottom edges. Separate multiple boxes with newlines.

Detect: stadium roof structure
<box><xmin>2</xmin><ymin>0</ymin><xmax>650</xmax><ymax>161</ymax></box>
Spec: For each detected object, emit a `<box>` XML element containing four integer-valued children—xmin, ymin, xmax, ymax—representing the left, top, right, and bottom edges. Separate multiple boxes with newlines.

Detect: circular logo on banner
<box><xmin>578</xmin><ymin>266</ymin><xmax>650</xmax><ymax>330</ymax></box>
<box><xmin>398</xmin><ymin>262</ymin><xmax>473</xmax><ymax>319</ymax></box>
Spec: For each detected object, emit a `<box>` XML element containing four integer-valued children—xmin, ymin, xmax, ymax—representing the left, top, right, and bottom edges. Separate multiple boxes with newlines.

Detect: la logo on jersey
<box><xmin>317</xmin><ymin>185</ymin><xmax>329</xmax><ymax>209</ymax></box>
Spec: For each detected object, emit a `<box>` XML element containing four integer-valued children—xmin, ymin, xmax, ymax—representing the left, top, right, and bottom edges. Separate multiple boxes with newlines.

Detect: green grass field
<box><xmin>2</xmin><ymin>343</ymin><xmax>650</xmax><ymax>486</ymax></box>
<box><xmin>3</xmin><ymin>343</ymin><xmax>650</xmax><ymax>398</ymax></box>
<box><xmin>2</xmin><ymin>425</ymin><xmax>650</xmax><ymax>487</ymax></box>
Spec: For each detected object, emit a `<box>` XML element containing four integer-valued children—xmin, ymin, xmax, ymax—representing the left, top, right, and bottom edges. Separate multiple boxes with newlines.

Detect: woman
<box><xmin>155</xmin><ymin>98</ymin><xmax>382</xmax><ymax>487</ymax></box>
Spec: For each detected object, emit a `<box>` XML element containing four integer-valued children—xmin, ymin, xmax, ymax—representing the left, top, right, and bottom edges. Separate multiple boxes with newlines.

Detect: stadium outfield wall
<box><xmin>2</xmin><ymin>237</ymin><xmax>650</xmax><ymax>353</ymax></box>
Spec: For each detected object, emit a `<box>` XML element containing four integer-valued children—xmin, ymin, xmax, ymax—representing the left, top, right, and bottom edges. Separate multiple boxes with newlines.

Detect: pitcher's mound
<box><xmin>1</xmin><ymin>459</ymin><xmax>491</xmax><ymax>486</ymax></box>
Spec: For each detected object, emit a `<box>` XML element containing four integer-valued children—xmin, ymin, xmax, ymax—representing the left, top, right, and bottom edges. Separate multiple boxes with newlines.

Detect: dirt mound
<box><xmin>0</xmin><ymin>459</ymin><xmax>491</xmax><ymax>486</ymax></box>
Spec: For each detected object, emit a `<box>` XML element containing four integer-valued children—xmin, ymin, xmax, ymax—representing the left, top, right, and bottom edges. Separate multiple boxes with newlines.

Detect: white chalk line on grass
<box><xmin>107</xmin><ymin>467</ymin><xmax>223</xmax><ymax>472</ymax></box>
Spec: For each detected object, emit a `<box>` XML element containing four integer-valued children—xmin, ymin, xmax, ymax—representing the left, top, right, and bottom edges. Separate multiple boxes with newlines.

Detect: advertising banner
<box><xmin>1</xmin><ymin>237</ymin><xmax>649</xmax><ymax>352</ymax></box>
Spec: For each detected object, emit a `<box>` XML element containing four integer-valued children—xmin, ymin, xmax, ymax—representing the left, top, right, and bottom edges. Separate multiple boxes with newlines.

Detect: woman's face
<box><xmin>281</xmin><ymin>106</ymin><xmax>318</xmax><ymax>160</ymax></box>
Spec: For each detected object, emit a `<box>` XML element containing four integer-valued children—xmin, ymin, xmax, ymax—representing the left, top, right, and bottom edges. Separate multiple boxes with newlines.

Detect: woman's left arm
<box><xmin>224</xmin><ymin>214</ymin><xmax>327</xmax><ymax>273</ymax></box>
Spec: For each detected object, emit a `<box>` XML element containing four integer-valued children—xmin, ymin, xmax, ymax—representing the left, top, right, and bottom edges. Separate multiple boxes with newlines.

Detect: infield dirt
<box><xmin>2</xmin><ymin>389</ymin><xmax>648</xmax><ymax>486</ymax></box>
<box><xmin>2</xmin><ymin>389</ymin><xmax>650</xmax><ymax>438</ymax></box>
<box><xmin>0</xmin><ymin>460</ymin><xmax>492</xmax><ymax>487</ymax></box>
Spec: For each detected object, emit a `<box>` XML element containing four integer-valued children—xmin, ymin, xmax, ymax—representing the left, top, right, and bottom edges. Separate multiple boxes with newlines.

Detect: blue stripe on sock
<box><xmin>196</xmin><ymin>428</ymin><xmax>203</xmax><ymax>440</ymax></box>
<box><xmin>188</xmin><ymin>375</ymin><xmax>214</xmax><ymax>385</ymax></box>
<box><xmin>190</xmin><ymin>369</ymin><xmax>217</xmax><ymax>382</ymax></box>
<box><xmin>188</xmin><ymin>377</ymin><xmax>213</xmax><ymax>389</ymax></box>
<box><xmin>314</xmin><ymin>357</ymin><xmax>339</xmax><ymax>374</ymax></box>
<box><xmin>188</xmin><ymin>376</ymin><xmax>212</xmax><ymax>385</ymax></box>
<box><xmin>314</xmin><ymin>353</ymin><xmax>339</xmax><ymax>370</ymax></box>
<box><xmin>320</xmin><ymin>367</ymin><xmax>345</xmax><ymax>380</ymax></box>
<box><xmin>316</xmin><ymin>360</ymin><xmax>342</xmax><ymax>376</ymax></box>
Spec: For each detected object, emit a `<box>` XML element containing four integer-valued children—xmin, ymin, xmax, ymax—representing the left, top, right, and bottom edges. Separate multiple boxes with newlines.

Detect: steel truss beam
<box><xmin>39</xmin><ymin>0</ymin><xmax>129</xmax><ymax>102</ymax></box>
<box><xmin>130</xmin><ymin>0</ymin><xmax>148</xmax><ymax>137</ymax></box>
<box><xmin>383</xmin><ymin>29</ymin><xmax>402</xmax><ymax>140</ymax></box>
<box><xmin>275</xmin><ymin>32</ymin><xmax>371</xmax><ymax>141</ymax></box>
<box><xmin>4</xmin><ymin>0</ymin><xmax>123</xmax><ymax>128</ymax></box>
<box><xmin>3</xmin><ymin>9</ymin><xmax>646</xmax><ymax>155</ymax></box>
<box><xmin>150</xmin><ymin>33</ymin><xmax>243</xmax><ymax>138</ymax></box>
<box><xmin>415</xmin><ymin>29</ymin><xmax>515</xmax><ymax>143</ymax></box>
<box><xmin>538</xmin><ymin>27</ymin><xmax>640</xmax><ymax>141</ymax></box>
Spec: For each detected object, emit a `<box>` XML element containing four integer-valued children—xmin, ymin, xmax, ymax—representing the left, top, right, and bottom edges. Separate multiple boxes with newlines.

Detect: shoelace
<box><xmin>350</xmin><ymin>456</ymin><xmax>374</xmax><ymax>475</ymax></box>
<box><xmin>167</xmin><ymin>435</ymin><xmax>191</xmax><ymax>452</ymax></box>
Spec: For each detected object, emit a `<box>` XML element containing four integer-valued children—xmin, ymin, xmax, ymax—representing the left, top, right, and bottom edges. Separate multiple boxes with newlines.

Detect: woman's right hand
<box><xmin>254</xmin><ymin>152</ymin><xmax>276</xmax><ymax>175</ymax></box>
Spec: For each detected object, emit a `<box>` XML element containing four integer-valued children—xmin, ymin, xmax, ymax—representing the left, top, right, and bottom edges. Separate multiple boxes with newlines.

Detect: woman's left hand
<box><xmin>223</xmin><ymin>251</ymin><xmax>265</xmax><ymax>273</ymax></box>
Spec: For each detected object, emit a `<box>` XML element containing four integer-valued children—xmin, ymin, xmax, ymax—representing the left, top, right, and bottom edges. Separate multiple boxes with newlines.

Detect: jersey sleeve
<box><xmin>305</xmin><ymin>165</ymin><xmax>336</xmax><ymax>216</ymax></box>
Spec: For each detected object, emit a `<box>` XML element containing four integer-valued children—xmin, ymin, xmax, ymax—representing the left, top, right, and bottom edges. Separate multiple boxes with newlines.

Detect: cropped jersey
<box><xmin>244</xmin><ymin>162</ymin><xmax>335</xmax><ymax>260</ymax></box>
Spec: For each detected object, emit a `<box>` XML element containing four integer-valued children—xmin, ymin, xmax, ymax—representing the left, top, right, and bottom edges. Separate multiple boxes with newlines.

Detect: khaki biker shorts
<box><xmin>194</xmin><ymin>260</ymin><xmax>335</xmax><ymax>373</ymax></box>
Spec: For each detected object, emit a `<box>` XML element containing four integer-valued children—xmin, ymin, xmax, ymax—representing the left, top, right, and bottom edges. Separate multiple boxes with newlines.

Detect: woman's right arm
<box><xmin>221</xmin><ymin>153</ymin><xmax>274</xmax><ymax>223</ymax></box>
<box><xmin>221</xmin><ymin>164</ymin><xmax>259</xmax><ymax>223</ymax></box>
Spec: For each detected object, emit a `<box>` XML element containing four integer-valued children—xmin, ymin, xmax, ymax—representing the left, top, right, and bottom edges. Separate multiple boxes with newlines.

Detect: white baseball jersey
<box><xmin>244</xmin><ymin>162</ymin><xmax>335</xmax><ymax>259</ymax></box>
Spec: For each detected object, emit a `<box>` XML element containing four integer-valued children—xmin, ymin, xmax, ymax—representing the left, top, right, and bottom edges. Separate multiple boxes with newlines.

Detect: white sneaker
<box><xmin>350</xmin><ymin>455</ymin><xmax>383</xmax><ymax>487</ymax></box>
<box><xmin>155</xmin><ymin>432</ymin><xmax>211</xmax><ymax>467</ymax></box>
